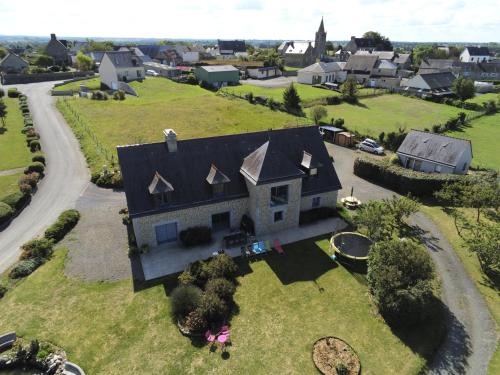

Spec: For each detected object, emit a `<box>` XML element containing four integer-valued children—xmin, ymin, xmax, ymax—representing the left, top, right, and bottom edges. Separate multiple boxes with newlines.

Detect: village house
<box><xmin>194</xmin><ymin>65</ymin><xmax>239</xmax><ymax>88</ymax></box>
<box><xmin>99</xmin><ymin>51</ymin><xmax>145</xmax><ymax>89</ymax></box>
<box><xmin>397</xmin><ymin>130</ymin><xmax>472</xmax><ymax>175</ymax></box>
<box><xmin>278</xmin><ymin>18</ymin><xmax>327</xmax><ymax>68</ymax></box>
<box><xmin>217</xmin><ymin>40</ymin><xmax>248</xmax><ymax>59</ymax></box>
<box><xmin>343</xmin><ymin>54</ymin><xmax>378</xmax><ymax>83</ymax></box>
<box><xmin>0</xmin><ymin>53</ymin><xmax>29</xmax><ymax>73</ymax></box>
<box><xmin>117</xmin><ymin>127</ymin><xmax>342</xmax><ymax>249</ymax></box>
<box><xmin>297</xmin><ymin>61</ymin><xmax>346</xmax><ymax>84</ymax></box>
<box><xmin>344</xmin><ymin>36</ymin><xmax>377</xmax><ymax>54</ymax></box>
<box><xmin>143</xmin><ymin>62</ymin><xmax>181</xmax><ymax>78</ymax></box>
<box><xmin>400</xmin><ymin>72</ymin><xmax>456</xmax><ymax>97</ymax></box>
<box><xmin>45</xmin><ymin>33</ymin><xmax>70</xmax><ymax>66</ymax></box>
<box><xmin>246</xmin><ymin>66</ymin><xmax>281</xmax><ymax>79</ymax></box>
<box><xmin>460</xmin><ymin>46</ymin><xmax>492</xmax><ymax>63</ymax></box>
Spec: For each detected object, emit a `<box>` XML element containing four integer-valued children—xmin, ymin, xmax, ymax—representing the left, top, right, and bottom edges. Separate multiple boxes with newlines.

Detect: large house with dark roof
<box><xmin>0</xmin><ymin>53</ymin><xmax>29</xmax><ymax>73</ymax></box>
<box><xmin>45</xmin><ymin>33</ymin><xmax>70</xmax><ymax>66</ymax></box>
<box><xmin>99</xmin><ymin>51</ymin><xmax>144</xmax><ymax>89</ymax></box>
<box><xmin>400</xmin><ymin>72</ymin><xmax>456</xmax><ymax>97</ymax></box>
<box><xmin>118</xmin><ymin>127</ymin><xmax>342</xmax><ymax>248</ymax></box>
<box><xmin>344</xmin><ymin>36</ymin><xmax>377</xmax><ymax>54</ymax></box>
<box><xmin>397</xmin><ymin>130</ymin><xmax>472</xmax><ymax>175</ymax></box>
<box><xmin>460</xmin><ymin>46</ymin><xmax>491</xmax><ymax>63</ymax></box>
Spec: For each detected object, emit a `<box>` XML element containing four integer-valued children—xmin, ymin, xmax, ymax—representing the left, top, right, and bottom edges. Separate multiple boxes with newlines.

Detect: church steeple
<box><xmin>318</xmin><ymin>17</ymin><xmax>325</xmax><ymax>33</ymax></box>
<box><xmin>315</xmin><ymin>17</ymin><xmax>327</xmax><ymax>60</ymax></box>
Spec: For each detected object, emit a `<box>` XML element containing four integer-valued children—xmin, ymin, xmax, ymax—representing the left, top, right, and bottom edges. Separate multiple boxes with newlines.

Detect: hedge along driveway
<box><xmin>0</xmin><ymin>97</ymin><xmax>33</xmax><ymax>171</ymax></box>
<box><xmin>55</xmin><ymin>78</ymin><xmax>298</xmax><ymax>174</ymax></box>
<box><xmin>321</xmin><ymin>95</ymin><xmax>476</xmax><ymax>137</ymax></box>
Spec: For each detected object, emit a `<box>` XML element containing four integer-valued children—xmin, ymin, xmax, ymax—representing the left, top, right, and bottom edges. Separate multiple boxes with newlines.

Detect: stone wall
<box><xmin>132</xmin><ymin>198</ymin><xmax>249</xmax><ymax>248</ymax></box>
<box><xmin>1</xmin><ymin>71</ymin><xmax>94</xmax><ymax>85</ymax></box>
<box><xmin>300</xmin><ymin>190</ymin><xmax>338</xmax><ymax>211</ymax></box>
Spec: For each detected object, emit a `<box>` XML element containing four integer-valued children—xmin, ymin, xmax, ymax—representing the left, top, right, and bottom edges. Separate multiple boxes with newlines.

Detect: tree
<box><xmin>75</xmin><ymin>52</ymin><xmax>93</xmax><ymax>71</ymax></box>
<box><xmin>34</xmin><ymin>54</ymin><xmax>54</xmax><ymax>68</ymax></box>
<box><xmin>283</xmin><ymin>83</ymin><xmax>301</xmax><ymax>112</ymax></box>
<box><xmin>0</xmin><ymin>100</ymin><xmax>7</xmax><ymax>128</ymax></box>
<box><xmin>325</xmin><ymin>41</ymin><xmax>335</xmax><ymax>52</ymax></box>
<box><xmin>362</xmin><ymin>31</ymin><xmax>393</xmax><ymax>51</ymax></box>
<box><xmin>170</xmin><ymin>285</ymin><xmax>202</xmax><ymax>318</ymax></box>
<box><xmin>383</xmin><ymin>195</ymin><xmax>420</xmax><ymax>227</ymax></box>
<box><xmin>368</xmin><ymin>239</ymin><xmax>435</xmax><ymax>326</ymax></box>
<box><xmin>0</xmin><ymin>47</ymin><xmax>7</xmax><ymax>59</ymax></box>
<box><xmin>452</xmin><ymin>76</ymin><xmax>475</xmax><ymax>101</ymax></box>
<box><xmin>84</xmin><ymin>39</ymin><xmax>114</xmax><ymax>52</ymax></box>
<box><xmin>466</xmin><ymin>222</ymin><xmax>500</xmax><ymax>277</ymax></box>
<box><xmin>354</xmin><ymin>201</ymin><xmax>395</xmax><ymax>241</ymax></box>
<box><xmin>309</xmin><ymin>105</ymin><xmax>327</xmax><ymax>125</ymax></box>
<box><xmin>340</xmin><ymin>77</ymin><xmax>358</xmax><ymax>102</ymax></box>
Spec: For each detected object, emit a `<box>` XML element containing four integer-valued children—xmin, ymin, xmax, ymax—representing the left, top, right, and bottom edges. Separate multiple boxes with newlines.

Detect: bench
<box><xmin>0</xmin><ymin>331</ymin><xmax>16</xmax><ymax>352</ymax></box>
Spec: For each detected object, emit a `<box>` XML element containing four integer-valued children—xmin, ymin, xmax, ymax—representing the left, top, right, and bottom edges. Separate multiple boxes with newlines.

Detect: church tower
<box><xmin>314</xmin><ymin>17</ymin><xmax>327</xmax><ymax>60</ymax></box>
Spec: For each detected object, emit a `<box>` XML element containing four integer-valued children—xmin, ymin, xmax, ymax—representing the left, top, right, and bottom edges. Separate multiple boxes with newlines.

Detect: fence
<box><xmin>61</xmin><ymin>97</ymin><xmax>115</xmax><ymax>166</ymax></box>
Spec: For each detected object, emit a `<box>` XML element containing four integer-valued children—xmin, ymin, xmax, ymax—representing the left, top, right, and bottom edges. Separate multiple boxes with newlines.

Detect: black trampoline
<box><xmin>330</xmin><ymin>232</ymin><xmax>373</xmax><ymax>261</ymax></box>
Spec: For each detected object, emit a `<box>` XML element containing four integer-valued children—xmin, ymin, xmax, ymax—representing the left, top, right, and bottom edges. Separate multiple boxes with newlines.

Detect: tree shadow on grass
<box><xmin>264</xmin><ymin>235</ymin><xmax>338</xmax><ymax>285</ymax></box>
<box><xmin>0</xmin><ymin>128</ymin><xmax>7</xmax><ymax>135</ymax></box>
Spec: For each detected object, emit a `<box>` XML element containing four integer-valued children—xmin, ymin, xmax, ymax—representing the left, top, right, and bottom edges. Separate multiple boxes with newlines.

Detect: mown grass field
<box><xmin>321</xmin><ymin>95</ymin><xmax>475</xmax><ymax>136</ymax></box>
<box><xmin>421</xmin><ymin>206</ymin><xmax>500</xmax><ymax>373</ymax></box>
<box><xmin>0</xmin><ymin>237</ymin><xmax>439</xmax><ymax>375</ymax></box>
<box><xmin>0</xmin><ymin>173</ymin><xmax>22</xmax><ymax>201</ymax></box>
<box><xmin>0</xmin><ymin>97</ymin><xmax>32</xmax><ymax>171</ymax></box>
<box><xmin>466</xmin><ymin>93</ymin><xmax>499</xmax><ymax>105</ymax></box>
<box><xmin>446</xmin><ymin>114</ymin><xmax>500</xmax><ymax>170</ymax></box>
<box><xmin>53</xmin><ymin>78</ymin><xmax>101</xmax><ymax>92</ymax></box>
<box><xmin>55</xmin><ymin>78</ymin><xmax>299</xmax><ymax>172</ymax></box>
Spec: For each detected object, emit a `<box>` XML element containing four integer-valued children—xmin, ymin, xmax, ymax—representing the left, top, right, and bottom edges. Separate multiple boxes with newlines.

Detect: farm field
<box><xmin>466</xmin><ymin>93</ymin><xmax>498</xmax><ymax>105</ymax></box>
<box><xmin>321</xmin><ymin>95</ymin><xmax>475</xmax><ymax>136</ymax></box>
<box><xmin>0</xmin><ymin>97</ymin><xmax>32</xmax><ymax>171</ymax></box>
<box><xmin>0</xmin><ymin>237</ymin><xmax>440</xmax><ymax>375</ymax></box>
<box><xmin>55</xmin><ymin>78</ymin><xmax>299</xmax><ymax>173</ymax></box>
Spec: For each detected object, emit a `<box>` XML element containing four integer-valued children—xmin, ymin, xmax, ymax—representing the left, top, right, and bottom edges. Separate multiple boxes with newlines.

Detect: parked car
<box><xmin>146</xmin><ymin>70</ymin><xmax>159</xmax><ymax>77</ymax></box>
<box><xmin>358</xmin><ymin>139</ymin><xmax>384</xmax><ymax>155</ymax></box>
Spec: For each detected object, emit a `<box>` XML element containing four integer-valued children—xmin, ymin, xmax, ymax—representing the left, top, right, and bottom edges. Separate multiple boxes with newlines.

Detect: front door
<box><xmin>212</xmin><ymin>212</ymin><xmax>230</xmax><ymax>232</ymax></box>
<box><xmin>155</xmin><ymin>222</ymin><xmax>177</xmax><ymax>244</ymax></box>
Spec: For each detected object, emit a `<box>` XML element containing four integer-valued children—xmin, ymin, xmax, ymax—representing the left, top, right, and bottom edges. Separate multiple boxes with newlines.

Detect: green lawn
<box><xmin>55</xmin><ymin>78</ymin><xmax>299</xmax><ymax>173</ymax></box>
<box><xmin>53</xmin><ymin>78</ymin><xmax>101</xmax><ymax>92</ymax></box>
<box><xmin>466</xmin><ymin>93</ymin><xmax>499</xmax><ymax>105</ymax></box>
<box><xmin>0</xmin><ymin>237</ymin><xmax>440</xmax><ymax>374</ymax></box>
<box><xmin>421</xmin><ymin>206</ymin><xmax>500</xmax><ymax>373</ymax></box>
<box><xmin>321</xmin><ymin>95</ymin><xmax>475</xmax><ymax>136</ymax></box>
<box><xmin>0</xmin><ymin>97</ymin><xmax>32</xmax><ymax>171</ymax></box>
<box><xmin>446</xmin><ymin>114</ymin><xmax>500</xmax><ymax>170</ymax></box>
<box><xmin>0</xmin><ymin>173</ymin><xmax>22</xmax><ymax>201</ymax></box>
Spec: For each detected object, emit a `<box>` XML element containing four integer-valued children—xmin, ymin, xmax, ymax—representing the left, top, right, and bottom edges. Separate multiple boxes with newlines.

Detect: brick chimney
<box><xmin>163</xmin><ymin>129</ymin><xmax>177</xmax><ymax>153</ymax></box>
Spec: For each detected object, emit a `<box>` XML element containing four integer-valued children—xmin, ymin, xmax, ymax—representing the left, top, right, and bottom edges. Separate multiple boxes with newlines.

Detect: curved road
<box><xmin>327</xmin><ymin>143</ymin><xmax>497</xmax><ymax>374</ymax></box>
<box><xmin>0</xmin><ymin>82</ymin><xmax>89</xmax><ymax>273</ymax></box>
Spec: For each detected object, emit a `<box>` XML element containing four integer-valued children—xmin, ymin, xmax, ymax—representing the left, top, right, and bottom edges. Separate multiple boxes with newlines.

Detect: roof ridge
<box><xmin>409</xmin><ymin>129</ymin><xmax>472</xmax><ymax>143</ymax></box>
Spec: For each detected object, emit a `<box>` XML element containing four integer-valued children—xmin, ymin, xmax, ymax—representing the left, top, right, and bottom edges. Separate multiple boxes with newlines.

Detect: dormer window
<box><xmin>148</xmin><ymin>171</ymin><xmax>174</xmax><ymax>207</ymax></box>
<box><xmin>206</xmin><ymin>164</ymin><xmax>230</xmax><ymax>198</ymax></box>
<box><xmin>301</xmin><ymin>151</ymin><xmax>321</xmax><ymax>176</ymax></box>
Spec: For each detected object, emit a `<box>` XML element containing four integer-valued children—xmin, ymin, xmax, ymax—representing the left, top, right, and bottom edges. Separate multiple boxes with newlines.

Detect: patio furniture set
<box><xmin>241</xmin><ymin>239</ymin><xmax>285</xmax><ymax>258</ymax></box>
<box><xmin>205</xmin><ymin>325</ymin><xmax>231</xmax><ymax>351</ymax></box>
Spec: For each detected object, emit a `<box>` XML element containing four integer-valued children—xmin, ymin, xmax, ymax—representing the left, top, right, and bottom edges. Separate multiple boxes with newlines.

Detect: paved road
<box><xmin>0</xmin><ymin>82</ymin><xmax>89</xmax><ymax>273</ymax></box>
<box><xmin>328</xmin><ymin>143</ymin><xmax>498</xmax><ymax>374</ymax></box>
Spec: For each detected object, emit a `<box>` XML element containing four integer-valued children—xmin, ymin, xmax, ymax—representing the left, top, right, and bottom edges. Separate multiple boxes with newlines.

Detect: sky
<box><xmin>0</xmin><ymin>0</ymin><xmax>499</xmax><ymax>42</ymax></box>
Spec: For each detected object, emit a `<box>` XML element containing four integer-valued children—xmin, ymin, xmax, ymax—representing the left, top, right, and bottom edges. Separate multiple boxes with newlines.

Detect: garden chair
<box><xmin>264</xmin><ymin>240</ymin><xmax>272</xmax><ymax>253</ymax></box>
<box><xmin>273</xmin><ymin>239</ymin><xmax>285</xmax><ymax>255</ymax></box>
<box><xmin>205</xmin><ymin>330</ymin><xmax>216</xmax><ymax>343</ymax></box>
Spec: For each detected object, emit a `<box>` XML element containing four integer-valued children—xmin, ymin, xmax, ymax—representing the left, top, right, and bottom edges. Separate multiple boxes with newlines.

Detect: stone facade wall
<box><xmin>300</xmin><ymin>190</ymin><xmax>338</xmax><ymax>211</ymax></box>
<box><xmin>1</xmin><ymin>71</ymin><xmax>94</xmax><ymax>85</ymax></box>
<box><xmin>132</xmin><ymin>198</ymin><xmax>249</xmax><ymax>248</ymax></box>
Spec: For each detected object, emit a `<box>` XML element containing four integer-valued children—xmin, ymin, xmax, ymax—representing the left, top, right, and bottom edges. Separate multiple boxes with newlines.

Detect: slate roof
<box><xmin>0</xmin><ymin>53</ymin><xmax>28</xmax><ymax>67</ymax></box>
<box><xmin>397</xmin><ymin>130</ymin><xmax>472</xmax><ymax>167</ymax></box>
<box><xmin>118</xmin><ymin>127</ymin><xmax>342</xmax><ymax>218</ymax></box>
<box><xmin>355</xmin><ymin>50</ymin><xmax>394</xmax><ymax>60</ymax></box>
<box><xmin>418</xmin><ymin>59</ymin><xmax>456</xmax><ymax>73</ymax></box>
<box><xmin>299</xmin><ymin>62</ymin><xmax>343</xmax><ymax>73</ymax></box>
<box><xmin>149</xmin><ymin>172</ymin><xmax>174</xmax><ymax>194</ymax></box>
<box><xmin>301</xmin><ymin>151</ymin><xmax>321</xmax><ymax>169</ymax></box>
<box><xmin>218</xmin><ymin>40</ymin><xmax>246</xmax><ymax>53</ymax></box>
<box><xmin>375</xmin><ymin>59</ymin><xmax>397</xmax><ymax>70</ymax></box>
<box><xmin>206</xmin><ymin>165</ymin><xmax>231</xmax><ymax>185</ymax></box>
<box><xmin>352</xmin><ymin>37</ymin><xmax>377</xmax><ymax>48</ymax></box>
<box><xmin>393</xmin><ymin>53</ymin><xmax>410</xmax><ymax>65</ymax></box>
<box><xmin>465</xmin><ymin>46</ymin><xmax>490</xmax><ymax>56</ymax></box>
<box><xmin>344</xmin><ymin>55</ymin><xmax>378</xmax><ymax>72</ymax></box>
<box><xmin>103</xmin><ymin>51</ymin><xmax>142</xmax><ymax>68</ymax></box>
<box><xmin>419</xmin><ymin>72</ymin><xmax>456</xmax><ymax>89</ymax></box>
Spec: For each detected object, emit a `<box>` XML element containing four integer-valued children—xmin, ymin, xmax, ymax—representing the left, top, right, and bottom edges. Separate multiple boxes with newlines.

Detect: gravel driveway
<box><xmin>327</xmin><ymin>142</ymin><xmax>498</xmax><ymax>374</ymax></box>
<box><xmin>241</xmin><ymin>76</ymin><xmax>297</xmax><ymax>88</ymax></box>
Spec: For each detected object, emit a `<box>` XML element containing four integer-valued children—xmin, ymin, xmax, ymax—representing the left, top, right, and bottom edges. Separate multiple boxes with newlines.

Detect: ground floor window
<box><xmin>312</xmin><ymin>197</ymin><xmax>321</xmax><ymax>208</ymax></box>
<box><xmin>212</xmin><ymin>211</ymin><xmax>231</xmax><ymax>232</ymax></box>
<box><xmin>155</xmin><ymin>222</ymin><xmax>177</xmax><ymax>244</ymax></box>
<box><xmin>434</xmin><ymin>164</ymin><xmax>442</xmax><ymax>173</ymax></box>
<box><xmin>274</xmin><ymin>211</ymin><xmax>284</xmax><ymax>222</ymax></box>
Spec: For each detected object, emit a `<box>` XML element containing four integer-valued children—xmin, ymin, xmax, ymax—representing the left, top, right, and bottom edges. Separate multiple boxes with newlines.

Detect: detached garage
<box><xmin>194</xmin><ymin>65</ymin><xmax>240</xmax><ymax>88</ymax></box>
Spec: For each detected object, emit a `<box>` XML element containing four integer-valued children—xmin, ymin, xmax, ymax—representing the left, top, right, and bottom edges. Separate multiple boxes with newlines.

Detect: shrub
<box><xmin>205</xmin><ymin>278</ymin><xmax>236</xmax><ymax>302</ymax></box>
<box><xmin>179</xmin><ymin>260</ymin><xmax>210</xmax><ymax>287</ymax></box>
<box><xmin>32</xmin><ymin>153</ymin><xmax>46</xmax><ymax>165</ymax></box>
<box><xmin>7</xmin><ymin>88</ymin><xmax>19</xmax><ymax>98</ymax></box>
<box><xmin>390</xmin><ymin>155</ymin><xmax>400</xmax><ymax>165</ymax></box>
<box><xmin>91</xmin><ymin>167</ymin><xmax>122</xmax><ymax>188</ymax></box>
<box><xmin>185</xmin><ymin>74</ymin><xmax>198</xmax><ymax>85</ymax></box>
<box><xmin>20</xmin><ymin>238</ymin><xmax>54</xmax><ymax>260</ymax></box>
<box><xmin>1</xmin><ymin>191</ymin><xmax>29</xmax><ymax>211</ymax></box>
<box><xmin>205</xmin><ymin>254</ymin><xmax>238</xmax><ymax>280</ymax></box>
<box><xmin>113</xmin><ymin>90</ymin><xmax>126</xmax><ymax>100</ymax></box>
<box><xmin>326</xmin><ymin>96</ymin><xmax>342</xmax><ymax>105</ymax></box>
<box><xmin>368</xmin><ymin>239</ymin><xmax>435</xmax><ymax>326</ymax></box>
<box><xmin>184</xmin><ymin>309</ymin><xmax>207</xmax><ymax>333</ymax></box>
<box><xmin>199</xmin><ymin>292</ymin><xmax>229</xmax><ymax>322</ymax></box>
<box><xmin>25</xmin><ymin>128</ymin><xmax>39</xmax><ymax>138</ymax></box>
<box><xmin>44</xmin><ymin>209</ymin><xmax>80</xmax><ymax>242</ymax></box>
<box><xmin>299</xmin><ymin>207</ymin><xmax>337</xmax><ymax>225</ymax></box>
<box><xmin>245</xmin><ymin>92</ymin><xmax>254</xmax><ymax>104</ymax></box>
<box><xmin>29</xmin><ymin>140</ymin><xmax>41</xmax><ymax>152</ymax></box>
<box><xmin>9</xmin><ymin>258</ymin><xmax>43</xmax><ymax>279</ymax></box>
<box><xmin>179</xmin><ymin>226</ymin><xmax>212</xmax><ymax>247</ymax></box>
<box><xmin>19</xmin><ymin>183</ymin><xmax>32</xmax><ymax>195</ymax></box>
<box><xmin>170</xmin><ymin>285</ymin><xmax>203</xmax><ymax>318</ymax></box>
<box><xmin>333</xmin><ymin>118</ymin><xmax>344</xmax><ymax>128</ymax></box>
<box><xmin>91</xmin><ymin>91</ymin><xmax>108</xmax><ymax>100</ymax></box>
<box><xmin>19</xmin><ymin>172</ymin><xmax>40</xmax><ymax>188</ymax></box>
<box><xmin>21</xmin><ymin>125</ymin><xmax>34</xmax><ymax>133</ymax></box>
<box><xmin>27</xmin><ymin>162</ymin><xmax>45</xmax><ymax>174</ymax></box>
<box><xmin>0</xmin><ymin>282</ymin><xmax>7</xmax><ymax>298</ymax></box>
<box><xmin>0</xmin><ymin>202</ymin><xmax>14</xmax><ymax>225</ymax></box>
<box><xmin>0</xmin><ymin>88</ymin><xmax>4</xmax><ymax>98</ymax></box>
<box><xmin>310</xmin><ymin>105</ymin><xmax>328</xmax><ymax>125</ymax></box>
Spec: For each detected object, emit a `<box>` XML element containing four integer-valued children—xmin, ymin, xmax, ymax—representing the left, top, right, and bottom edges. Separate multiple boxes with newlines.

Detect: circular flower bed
<box><xmin>312</xmin><ymin>337</ymin><xmax>361</xmax><ymax>375</ymax></box>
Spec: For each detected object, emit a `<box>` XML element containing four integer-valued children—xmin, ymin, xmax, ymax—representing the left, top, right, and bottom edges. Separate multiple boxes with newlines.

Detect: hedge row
<box><xmin>44</xmin><ymin>209</ymin><xmax>80</xmax><ymax>242</ymax></box>
<box><xmin>353</xmin><ymin>157</ymin><xmax>471</xmax><ymax>197</ymax></box>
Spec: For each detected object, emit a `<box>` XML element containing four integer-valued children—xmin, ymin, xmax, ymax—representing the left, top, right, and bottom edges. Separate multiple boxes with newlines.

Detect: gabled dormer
<box><xmin>301</xmin><ymin>151</ymin><xmax>322</xmax><ymax>176</ymax></box>
<box><xmin>149</xmin><ymin>171</ymin><xmax>174</xmax><ymax>206</ymax></box>
<box><xmin>206</xmin><ymin>164</ymin><xmax>231</xmax><ymax>197</ymax></box>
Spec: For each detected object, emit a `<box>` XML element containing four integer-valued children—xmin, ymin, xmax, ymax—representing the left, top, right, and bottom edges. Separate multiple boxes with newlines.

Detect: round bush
<box><xmin>21</xmin><ymin>125</ymin><xmax>34</xmax><ymax>133</ymax></box>
<box><xmin>7</xmin><ymin>88</ymin><xmax>19</xmax><ymax>98</ymax></box>
<box><xmin>184</xmin><ymin>309</ymin><xmax>207</xmax><ymax>333</ymax></box>
<box><xmin>199</xmin><ymin>292</ymin><xmax>228</xmax><ymax>323</ymax></box>
<box><xmin>9</xmin><ymin>258</ymin><xmax>42</xmax><ymax>279</ymax></box>
<box><xmin>1</xmin><ymin>191</ymin><xmax>29</xmax><ymax>211</ymax></box>
<box><xmin>20</xmin><ymin>238</ymin><xmax>54</xmax><ymax>260</ymax></box>
<box><xmin>206</xmin><ymin>254</ymin><xmax>238</xmax><ymax>280</ymax></box>
<box><xmin>27</xmin><ymin>161</ymin><xmax>44</xmax><ymax>174</ymax></box>
<box><xmin>32</xmin><ymin>153</ymin><xmax>46</xmax><ymax>165</ymax></box>
<box><xmin>205</xmin><ymin>278</ymin><xmax>236</xmax><ymax>302</ymax></box>
<box><xmin>170</xmin><ymin>285</ymin><xmax>202</xmax><ymax>318</ymax></box>
<box><xmin>0</xmin><ymin>202</ymin><xmax>14</xmax><ymax>225</ymax></box>
<box><xmin>19</xmin><ymin>183</ymin><xmax>32</xmax><ymax>195</ymax></box>
<box><xmin>29</xmin><ymin>140</ymin><xmax>41</xmax><ymax>152</ymax></box>
<box><xmin>19</xmin><ymin>172</ymin><xmax>39</xmax><ymax>188</ymax></box>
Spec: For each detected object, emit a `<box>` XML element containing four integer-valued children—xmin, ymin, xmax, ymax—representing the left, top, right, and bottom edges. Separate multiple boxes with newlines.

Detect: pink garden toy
<box><xmin>205</xmin><ymin>330</ymin><xmax>216</xmax><ymax>342</ymax></box>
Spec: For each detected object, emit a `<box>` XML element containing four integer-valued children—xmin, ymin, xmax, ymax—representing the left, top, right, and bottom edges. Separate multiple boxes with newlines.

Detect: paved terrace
<box><xmin>141</xmin><ymin>217</ymin><xmax>348</xmax><ymax>280</ymax></box>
